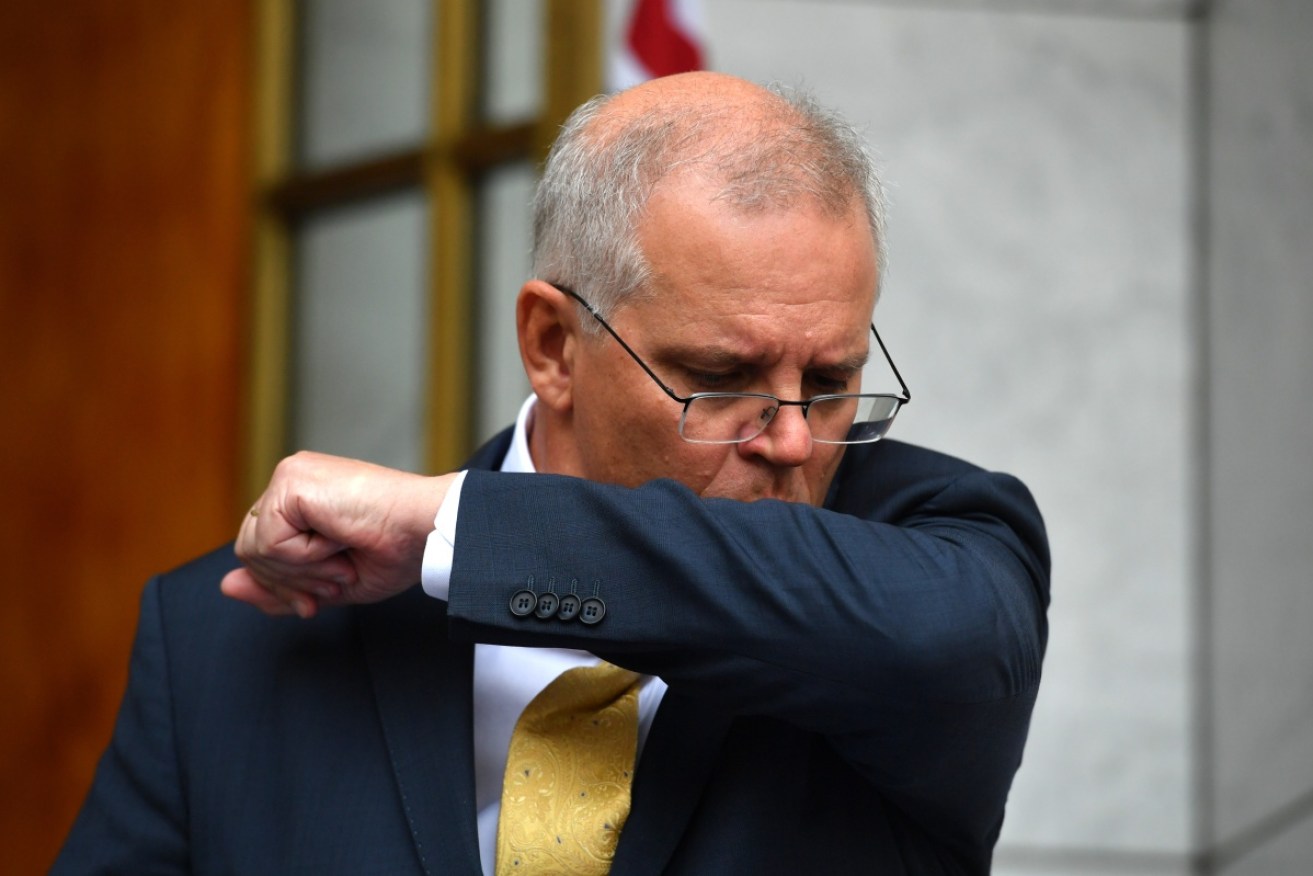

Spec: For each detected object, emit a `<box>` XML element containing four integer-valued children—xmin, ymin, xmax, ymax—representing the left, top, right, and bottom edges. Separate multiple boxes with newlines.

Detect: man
<box><xmin>57</xmin><ymin>73</ymin><xmax>1049</xmax><ymax>874</ymax></box>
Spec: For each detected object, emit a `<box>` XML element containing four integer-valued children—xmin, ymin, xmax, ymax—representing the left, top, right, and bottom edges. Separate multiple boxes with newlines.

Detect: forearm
<box><xmin>447</xmin><ymin>470</ymin><xmax>1047</xmax><ymax>712</ymax></box>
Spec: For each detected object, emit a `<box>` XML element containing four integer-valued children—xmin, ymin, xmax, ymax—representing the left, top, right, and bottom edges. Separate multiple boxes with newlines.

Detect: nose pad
<box><xmin>739</xmin><ymin>402</ymin><xmax>812</xmax><ymax>466</ymax></box>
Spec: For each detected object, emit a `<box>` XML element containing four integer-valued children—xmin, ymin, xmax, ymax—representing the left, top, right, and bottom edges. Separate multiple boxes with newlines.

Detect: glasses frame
<box><xmin>553</xmin><ymin>285</ymin><xmax>912</xmax><ymax>445</ymax></box>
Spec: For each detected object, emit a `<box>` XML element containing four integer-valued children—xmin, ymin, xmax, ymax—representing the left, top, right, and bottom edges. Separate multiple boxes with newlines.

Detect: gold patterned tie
<box><xmin>495</xmin><ymin>662</ymin><xmax>642</xmax><ymax>875</ymax></box>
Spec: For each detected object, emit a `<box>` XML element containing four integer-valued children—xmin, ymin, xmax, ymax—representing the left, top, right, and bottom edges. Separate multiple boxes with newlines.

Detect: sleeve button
<box><xmin>556</xmin><ymin>593</ymin><xmax>581</xmax><ymax>621</ymax></box>
<box><xmin>534</xmin><ymin>591</ymin><xmax>560</xmax><ymax>619</ymax></box>
<box><xmin>579</xmin><ymin>597</ymin><xmax>607</xmax><ymax>625</ymax></box>
<box><xmin>509</xmin><ymin>589</ymin><xmax>538</xmax><ymax>617</ymax></box>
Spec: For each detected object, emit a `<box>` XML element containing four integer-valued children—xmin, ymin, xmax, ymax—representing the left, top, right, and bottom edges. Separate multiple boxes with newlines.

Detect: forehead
<box><xmin>620</xmin><ymin>175</ymin><xmax>878</xmax><ymax>347</ymax></box>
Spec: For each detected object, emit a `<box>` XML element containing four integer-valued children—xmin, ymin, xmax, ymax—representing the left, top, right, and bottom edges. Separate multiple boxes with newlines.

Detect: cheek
<box><xmin>572</xmin><ymin>358</ymin><xmax>734</xmax><ymax>491</ymax></box>
<box><xmin>575</xmin><ymin>388</ymin><xmax>691</xmax><ymax>485</ymax></box>
<box><xmin>632</xmin><ymin>430</ymin><xmax>725</xmax><ymax>489</ymax></box>
<box><xmin>614</xmin><ymin>423</ymin><xmax>731</xmax><ymax>493</ymax></box>
<box><xmin>806</xmin><ymin>446</ymin><xmax>847</xmax><ymax>497</ymax></box>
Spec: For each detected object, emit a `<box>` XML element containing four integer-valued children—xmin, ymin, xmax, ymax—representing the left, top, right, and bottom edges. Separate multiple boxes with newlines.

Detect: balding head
<box><xmin>595</xmin><ymin>70</ymin><xmax>766</xmax><ymax>122</ymax></box>
<box><xmin>532</xmin><ymin>73</ymin><xmax>886</xmax><ymax>323</ymax></box>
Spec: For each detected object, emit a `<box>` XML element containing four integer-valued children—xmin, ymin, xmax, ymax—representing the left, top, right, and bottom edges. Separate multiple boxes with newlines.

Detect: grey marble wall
<box><xmin>698</xmin><ymin>0</ymin><xmax>1312</xmax><ymax>873</ymax></box>
<box><xmin>707</xmin><ymin>1</ymin><xmax>1195</xmax><ymax>868</ymax></box>
<box><xmin>1206</xmin><ymin>1</ymin><xmax>1313</xmax><ymax>872</ymax></box>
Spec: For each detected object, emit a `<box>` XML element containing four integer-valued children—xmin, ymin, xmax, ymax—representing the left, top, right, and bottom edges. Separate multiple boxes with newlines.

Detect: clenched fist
<box><xmin>221</xmin><ymin>451</ymin><xmax>457</xmax><ymax>617</ymax></box>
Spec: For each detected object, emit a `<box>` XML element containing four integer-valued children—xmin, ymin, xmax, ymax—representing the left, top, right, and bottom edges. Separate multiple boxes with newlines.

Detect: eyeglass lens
<box><xmin>679</xmin><ymin>395</ymin><xmax>901</xmax><ymax>445</ymax></box>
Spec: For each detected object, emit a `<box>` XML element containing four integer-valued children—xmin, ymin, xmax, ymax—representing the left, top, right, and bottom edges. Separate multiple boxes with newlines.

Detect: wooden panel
<box><xmin>0</xmin><ymin>1</ymin><xmax>252</xmax><ymax>869</ymax></box>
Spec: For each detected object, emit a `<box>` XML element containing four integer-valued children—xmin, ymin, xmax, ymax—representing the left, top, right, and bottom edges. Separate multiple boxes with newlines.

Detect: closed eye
<box><xmin>684</xmin><ymin>368</ymin><xmax>750</xmax><ymax>391</ymax></box>
<box><xmin>806</xmin><ymin>371</ymin><xmax>858</xmax><ymax>395</ymax></box>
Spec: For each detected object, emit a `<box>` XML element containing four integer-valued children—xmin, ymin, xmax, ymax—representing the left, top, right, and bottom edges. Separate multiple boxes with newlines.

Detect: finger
<box><xmin>220</xmin><ymin>568</ymin><xmax>298</xmax><ymax>616</ymax></box>
<box><xmin>222</xmin><ymin>567</ymin><xmax>323</xmax><ymax>618</ymax></box>
<box><xmin>237</xmin><ymin>494</ymin><xmax>355</xmax><ymax>589</ymax></box>
<box><xmin>240</xmin><ymin>511</ymin><xmax>350</xmax><ymax>569</ymax></box>
<box><xmin>261</xmin><ymin>577</ymin><xmax>321</xmax><ymax>619</ymax></box>
<box><xmin>234</xmin><ymin>552</ymin><xmax>354</xmax><ymax>600</ymax></box>
<box><xmin>222</xmin><ymin>565</ymin><xmax>352</xmax><ymax>617</ymax></box>
<box><xmin>287</xmin><ymin>591</ymin><xmax>318</xmax><ymax>619</ymax></box>
<box><xmin>234</xmin><ymin>505</ymin><xmax>264</xmax><ymax>563</ymax></box>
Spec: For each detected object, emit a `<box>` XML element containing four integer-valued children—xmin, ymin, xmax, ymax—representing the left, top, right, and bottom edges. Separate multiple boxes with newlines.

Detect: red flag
<box><xmin>609</xmin><ymin>0</ymin><xmax>705</xmax><ymax>91</ymax></box>
<box><xmin>627</xmin><ymin>0</ymin><xmax>703</xmax><ymax>78</ymax></box>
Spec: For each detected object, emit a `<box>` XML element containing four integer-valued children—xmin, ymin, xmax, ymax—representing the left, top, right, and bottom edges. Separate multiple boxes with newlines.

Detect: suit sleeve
<box><xmin>52</xmin><ymin>576</ymin><xmax>190</xmax><ymax>875</ymax></box>
<box><xmin>444</xmin><ymin>442</ymin><xmax>1049</xmax><ymax>859</ymax></box>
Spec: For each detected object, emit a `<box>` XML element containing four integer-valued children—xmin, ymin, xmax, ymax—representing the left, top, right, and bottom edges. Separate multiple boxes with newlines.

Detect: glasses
<box><xmin>555</xmin><ymin>286</ymin><xmax>911</xmax><ymax>445</ymax></box>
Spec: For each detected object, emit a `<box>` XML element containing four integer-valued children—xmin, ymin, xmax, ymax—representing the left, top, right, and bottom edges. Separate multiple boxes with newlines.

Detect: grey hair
<box><xmin>531</xmin><ymin>82</ymin><xmax>887</xmax><ymax>328</ymax></box>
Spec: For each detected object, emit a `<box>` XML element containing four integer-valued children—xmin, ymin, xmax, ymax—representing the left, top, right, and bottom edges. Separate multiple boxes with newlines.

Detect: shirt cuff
<box><xmin>421</xmin><ymin>469</ymin><xmax>469</xmax><ymax>601</ymax></box>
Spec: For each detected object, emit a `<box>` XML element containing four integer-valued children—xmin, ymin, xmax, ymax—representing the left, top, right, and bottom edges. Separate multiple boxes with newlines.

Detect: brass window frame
<box><xmin>245</xmin><ymin>0</ymin><xmax>601</xmax><ymax>504</ymax></box>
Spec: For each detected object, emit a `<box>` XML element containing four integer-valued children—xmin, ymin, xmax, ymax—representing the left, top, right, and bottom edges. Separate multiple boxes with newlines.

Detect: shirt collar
<box><xmin>501</xmin><ymin>394</ymin><xmax>538</xmax><ymax>475</ymax></box>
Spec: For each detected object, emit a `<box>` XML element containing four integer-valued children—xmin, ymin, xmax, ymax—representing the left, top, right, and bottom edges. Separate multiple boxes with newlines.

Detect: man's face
<box><xmin>567</xmin><ymin>176</ymin><xmax>879</xmax><ymax>506</ymax></box>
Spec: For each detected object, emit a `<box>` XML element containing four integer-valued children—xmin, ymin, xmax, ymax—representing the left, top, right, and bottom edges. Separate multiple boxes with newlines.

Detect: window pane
<box><xmin>475</xmin><ymin>162</ymin><xmax>536</xmax><ymax>442</ymax></box>
<box><xmin>482</xmin><ymin>0</ymin><xmax>543</xmax><ymax>122</ymax></box>
<box><xmin>483</xmin><ymin>0</ymin><xmax>543</xmax><ymax>123</ymax></box>
<box><xmin>298</xmin><ymin>0</ymin><xmax>432</xmax><ymax>169</ymax></box>
<box><xmin>292</xmin><ymin>191</ymin><xmax>429</xmax><ymax>471</ymax></box>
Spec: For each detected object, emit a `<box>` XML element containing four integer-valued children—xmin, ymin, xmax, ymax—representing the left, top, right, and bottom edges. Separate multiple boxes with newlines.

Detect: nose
<box><xmin>737</xmin><ymin>403</ymin><xmax>813</xmax><ymax>467</ymax></box>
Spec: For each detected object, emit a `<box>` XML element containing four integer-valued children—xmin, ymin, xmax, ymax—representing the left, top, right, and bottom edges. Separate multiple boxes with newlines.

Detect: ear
<box><xmin>516</xmin><ymin>280</ymin><xmax>581</xmax><ymax>415</ymax></box>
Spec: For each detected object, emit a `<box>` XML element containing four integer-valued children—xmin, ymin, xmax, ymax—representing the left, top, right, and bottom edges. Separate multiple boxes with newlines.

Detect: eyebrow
<box><xmin>831</xmin><ymin>348</ymin><xmax>872</xmax><ymax>373</ymax></box>
<box><xmin>653</xmin><ymin>342</ymin><xmax>872</xmax><ymax>373</ymax></box>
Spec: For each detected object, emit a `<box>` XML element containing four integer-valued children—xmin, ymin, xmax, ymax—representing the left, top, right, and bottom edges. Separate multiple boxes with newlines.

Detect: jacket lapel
<box><xmin>360</xmin><ymin>589</ymin><xmax>482</xmax><ymax>875</ymax></box>
<box><xmin>610</xmin><ymin>692</ymin><xmax>732</xmax><ymax>875</ymax></box>
<box><xmin>354</xmin><ymin>429</ymin><xmax>510</xmax><ymax>874</ymax></box>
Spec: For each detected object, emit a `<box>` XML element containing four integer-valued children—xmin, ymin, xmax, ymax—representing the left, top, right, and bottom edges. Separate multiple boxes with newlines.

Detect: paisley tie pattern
<box><xmin>495</xmin><ymin>662</ymin><xmax>642</xmax><ymax>875</ymax></box>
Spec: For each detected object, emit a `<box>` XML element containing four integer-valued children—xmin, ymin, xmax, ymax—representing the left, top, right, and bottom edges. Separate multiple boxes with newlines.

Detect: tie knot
<box><xmin>541</xmin><ymin>662</ymin><xmax>641</xmax><ymax>709</ymax></box>
<box><xmin>515</xmin><ymin>662</ymin><xmax>642</xmax><ymax>738</ymax></box>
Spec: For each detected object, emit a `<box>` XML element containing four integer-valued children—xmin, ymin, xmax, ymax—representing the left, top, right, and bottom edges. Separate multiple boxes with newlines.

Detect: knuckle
<box><xmin>274</xmin><ymin>449</ymin><xmax>313</xmax><ymax>478</ymax></box>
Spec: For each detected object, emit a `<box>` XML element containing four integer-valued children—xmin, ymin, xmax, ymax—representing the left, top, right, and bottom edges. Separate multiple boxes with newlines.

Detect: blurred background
<box><xmin>2</xmin><ymin>0</ymin><xmax>1309</xmax><ymax>873</ymax></box>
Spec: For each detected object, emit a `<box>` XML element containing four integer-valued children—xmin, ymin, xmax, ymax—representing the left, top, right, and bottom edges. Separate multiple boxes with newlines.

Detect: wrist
<box><xmin>394</xmin><ymin>471</ymin><xmax>458</xmax><ymax>542</ymax></box>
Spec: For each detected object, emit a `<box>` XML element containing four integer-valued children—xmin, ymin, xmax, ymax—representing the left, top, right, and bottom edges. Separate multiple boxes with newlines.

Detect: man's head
<box><xmin>532</xmin><ymin>72</ymin><xmax>887</xmax><ymax>323</ymax></box>
<box><xmin>518</xmin><ymin>72</ymin><xmax>887</xmax><ymax>506</ymax></box>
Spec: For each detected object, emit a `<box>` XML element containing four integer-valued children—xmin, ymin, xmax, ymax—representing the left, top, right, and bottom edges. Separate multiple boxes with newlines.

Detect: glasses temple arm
<box><xmin>554</xmin><ymin>285</ymin><xmax>690</xmax><ymax>404</ymax></box>
<box><xmin>871</xmin><ymin>323</ymin><xmax>911</xmax><ymax>404</ymax></box>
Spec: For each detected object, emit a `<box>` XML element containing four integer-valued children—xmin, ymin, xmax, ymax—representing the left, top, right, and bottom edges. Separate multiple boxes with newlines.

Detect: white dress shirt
<box><xmin>421</xmin><ymin>395</ymin><xmax>667</xmax><ymax>875</ymax></box>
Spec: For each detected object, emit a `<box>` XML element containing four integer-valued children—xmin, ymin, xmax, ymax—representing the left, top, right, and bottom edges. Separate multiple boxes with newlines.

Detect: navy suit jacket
<box><xmin>55</xmin><ymin>435</ymin><xmax>1049</xmax><ymax>875</ymax></box>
